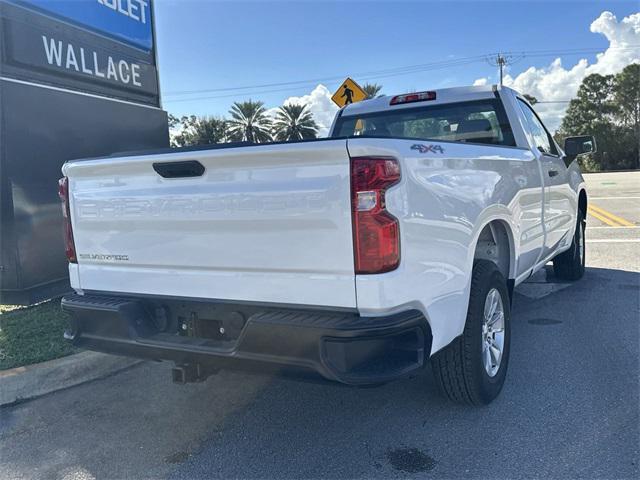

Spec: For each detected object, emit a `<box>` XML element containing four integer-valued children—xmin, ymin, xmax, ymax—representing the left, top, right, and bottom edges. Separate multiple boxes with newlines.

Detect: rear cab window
<box><xmin>332</xmin><ymin>99</ymin><xmax>516</xmax><ymax>147</ymax></box>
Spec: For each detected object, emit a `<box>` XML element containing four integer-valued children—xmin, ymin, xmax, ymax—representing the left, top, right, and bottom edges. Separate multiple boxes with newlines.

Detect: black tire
<box><xmin>431</xmin><ymin>260</ymin><xmax>511</xmax><ymax>405</ymax></box>
<box><xmin>553</xmin><ymin>210</ymin><xmax>586</xmax><ymax>281</ymax></box>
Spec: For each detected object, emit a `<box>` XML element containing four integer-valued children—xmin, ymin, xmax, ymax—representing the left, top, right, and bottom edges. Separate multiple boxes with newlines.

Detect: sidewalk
<box><xmin>0</xmin><ymin>351</ymin><xmax>140</xmax><ymax>406</ymax></box>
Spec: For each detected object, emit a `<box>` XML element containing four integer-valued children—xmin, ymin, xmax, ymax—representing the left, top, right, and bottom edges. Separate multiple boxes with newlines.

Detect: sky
<box><xmin>154</xmin><ymin>0</ymin><xmax>640</xmax><ymax>135</ymax></box>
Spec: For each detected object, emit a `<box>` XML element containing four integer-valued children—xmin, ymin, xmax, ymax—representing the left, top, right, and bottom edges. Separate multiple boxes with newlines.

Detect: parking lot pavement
<box><xmin>1</xmin><ymin>172</ymin><xmax>638</xmax><ymax>480</ymax></box>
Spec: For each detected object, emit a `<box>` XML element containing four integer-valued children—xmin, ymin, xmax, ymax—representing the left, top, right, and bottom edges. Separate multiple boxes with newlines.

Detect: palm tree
<box><xmin>171</xmin><ymin>115</ymin><xmax>229</xmax><ymax>147</ymax></box>
<box><xmin>272</xmin><ymin>104</ymin><xmax>318</xmax><ymax>141</ymax></box>
<box><xmin>362</xmin><ymin>83</ymin><xmax>383</xmax><ymax>99</ymax></box>
<box><xmin>227</xmin><ymin>100</ymin><xmax>272</xmax><ymax>143</ymax></box>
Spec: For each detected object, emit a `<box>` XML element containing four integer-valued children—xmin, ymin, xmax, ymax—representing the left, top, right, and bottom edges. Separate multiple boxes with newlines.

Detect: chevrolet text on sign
<box><xmin>9</xmin><ymin>0</ymin><xmax>153</xmax><ymax>50</ymax></box>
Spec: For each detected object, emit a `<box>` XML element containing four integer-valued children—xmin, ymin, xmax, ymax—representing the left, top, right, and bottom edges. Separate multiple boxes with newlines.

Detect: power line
<box><xmin>164</xmin><ymin>45</ymin><xmax>639</xmax><ymax>97</ymax></box>
<box><xmin>163</xmin><ymin>57</ymin><xmax>485</xmax><ymax>104</ymax></box>
<box><xmin>163</xmin><ymin>55</ymin><xmax>489</xmax><ymax>97</ymax></box>
<box><xmin>514</xmin><ymin>45</ymin><xmax>640</xmax><ymax>58</ymax></box>
<box><xmin>162</xmin><ymin>44</ymin><xmax>640</xmax><ymax>103</ymax></box>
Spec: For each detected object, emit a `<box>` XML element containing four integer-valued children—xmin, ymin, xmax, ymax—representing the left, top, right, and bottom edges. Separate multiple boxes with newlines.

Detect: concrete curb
<box><xmin>0</xmin><ymin>351</ymin><xmax>141</xmax><ymax>406</ymax></box>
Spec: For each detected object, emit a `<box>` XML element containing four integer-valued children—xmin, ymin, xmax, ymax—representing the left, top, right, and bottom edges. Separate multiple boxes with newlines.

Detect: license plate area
<box><xmin>173</xmin><ymin>307</ymin><xmax>249</xmax><ymax>342</ymax></box>
<box><xmin>179</xmin><ymin>314</ymin><xmax>225</xmax><ymax>340</ymax></box>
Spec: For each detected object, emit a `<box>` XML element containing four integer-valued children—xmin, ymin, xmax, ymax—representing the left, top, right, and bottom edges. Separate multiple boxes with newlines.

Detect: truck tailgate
<box><xmin>63</xmin><ymin>140</ymin><xmax>356</xmax><ymax>308</ymax></box>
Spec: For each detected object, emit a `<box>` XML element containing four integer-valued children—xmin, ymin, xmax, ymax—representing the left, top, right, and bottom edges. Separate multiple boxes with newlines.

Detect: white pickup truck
<box><xmin>60</xmin><ymin>85</ymin><xmax>595</xmax><ymax>405</ymax></box>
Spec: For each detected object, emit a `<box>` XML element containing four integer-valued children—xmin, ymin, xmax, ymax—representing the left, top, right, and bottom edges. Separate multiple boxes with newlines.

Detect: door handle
<box><xmin>548</xmin><ymin>169</ymin><xmax>559</xmax><ymax>177</ymax></box>
<box><xmin>153</xmin><ymin>160</ymin><xmax>205</xmax><ymax>178</ymax></box>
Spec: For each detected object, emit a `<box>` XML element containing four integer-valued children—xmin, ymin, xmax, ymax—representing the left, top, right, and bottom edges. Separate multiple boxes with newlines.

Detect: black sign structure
<box><xmin>0</xmin><ymin>0</ymin><xmax>169</xmax><ymax>304</ymax></box>
<box><xmin>1</xmin><ymin>1</ymin><xmax>160</xmax><ymax>105</ymax></box>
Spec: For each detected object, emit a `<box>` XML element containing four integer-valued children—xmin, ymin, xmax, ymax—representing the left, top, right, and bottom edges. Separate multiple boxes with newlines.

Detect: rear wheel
<box><xmin>553</xmin><ymin>210</ymin><xmax>586</xmax><ymax>281</ymax></box>
<box><xmin>431</xmin><ymin>260</ymin><xmax>511</xmax><ymax>405</ymax></box>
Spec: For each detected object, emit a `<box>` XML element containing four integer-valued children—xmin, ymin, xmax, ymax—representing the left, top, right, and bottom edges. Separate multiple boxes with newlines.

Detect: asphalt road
<box><xmin>1</xmin><ymin>172</ymin><xmax>638</xmax><ymax>480</ymax></box>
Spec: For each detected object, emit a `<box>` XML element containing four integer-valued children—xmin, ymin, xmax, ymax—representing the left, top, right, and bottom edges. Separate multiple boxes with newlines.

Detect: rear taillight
<box><xmin>58</xmin><ymin>177</ymin><xmax>77</xmax><ymax>263</ymax></box>
<box><xmin>350</xmin><ymin>157</ymin><xmax>401</xmax><ymax>274</ymax></box>
<box><xmin>390</xmin><ymin>91</ymin><xmax>436</xmax><ymax>105</ymax></box>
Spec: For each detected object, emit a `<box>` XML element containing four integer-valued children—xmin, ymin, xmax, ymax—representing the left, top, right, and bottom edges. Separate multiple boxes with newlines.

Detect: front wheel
<box><xmin>553</xmin><ymin>210</ymin><xmax>586</xmax><ymax>281</ymax></box>
<box><xmin>431</xmin><ymin>260</ymin><xmax>511</xmax><ymax>405</ymax></box>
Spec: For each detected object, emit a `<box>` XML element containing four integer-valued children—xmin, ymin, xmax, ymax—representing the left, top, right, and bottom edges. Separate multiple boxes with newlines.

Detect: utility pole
<box><xmin>496</xmin><ymin>54</ymin><xmax>506</xmax><ymax>86</ymax></box>
<box><xmin>486</xmin><ymin>53</ymin><xmax>522</xmax><ymax>86</ymax></box>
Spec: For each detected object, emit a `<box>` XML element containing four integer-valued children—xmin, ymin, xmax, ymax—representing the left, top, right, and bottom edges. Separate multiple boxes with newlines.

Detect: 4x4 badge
<box><xmin>411</xmin><ymin>144</ymin><xmax>444</xmax><ymax>154</ymax></box>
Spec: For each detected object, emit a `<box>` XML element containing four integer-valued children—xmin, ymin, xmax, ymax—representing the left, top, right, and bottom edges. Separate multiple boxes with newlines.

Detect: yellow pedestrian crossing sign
<box><xmin>331</xmin><ymin>78</ymin><xmax>368</xmax><ymax>107</ymax></box>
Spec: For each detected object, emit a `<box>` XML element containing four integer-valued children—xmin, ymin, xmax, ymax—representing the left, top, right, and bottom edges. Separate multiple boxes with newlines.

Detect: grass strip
<box><xmin>0</xmin><ymin>300</ymin><xmax>78</xmax><ymax>370</ymax></box>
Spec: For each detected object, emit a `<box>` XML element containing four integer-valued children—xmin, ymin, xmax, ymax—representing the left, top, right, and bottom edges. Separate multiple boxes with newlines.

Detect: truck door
<box><xmin>516</xmin><ymin>99</ymin><xmax>574</xmax><ymax>259</ymax></box>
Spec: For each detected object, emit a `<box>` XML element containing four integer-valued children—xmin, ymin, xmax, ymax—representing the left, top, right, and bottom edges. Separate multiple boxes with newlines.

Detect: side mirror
<box><xmin>564</xmin><ymin>135</ymin><xmax>596</xmax><ymax>157</ymax></box>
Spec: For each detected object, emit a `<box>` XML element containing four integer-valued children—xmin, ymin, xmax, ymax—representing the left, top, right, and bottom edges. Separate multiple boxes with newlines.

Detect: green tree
<box><xmin>558</xmin><ymin>72</ymin><xmax>636</xmax><ymax>171</ymax></box>
<box><xmin>613</xmin><ymin>64</ymin><xmax>640</xmax><ymax>168</ymax></box>
<box><xmin>227</xmin><ymin>100</ymin><xmax>272</xmax><ymax>143</ymax></box>
<box><xmin>523</xmin><ymin>94</ymin><xmax>538</xmax><ymax>105</ymax></box>
<box><xmin>561</xmin><ymin>73</ymin><xmax>616</xmax><ymax>134</ymax></box>
<box><xmin>362</xmin><ymin>83</ymin><xmax>383</xmax><ymax>99</ymax></box>
<box><xmin>171</xmin><ymin>115</ymin><xmax>229</xmax><ymax>147</ymax></box>
<box><xmin>168</xmin><ymin>113</ymin><xmax>181</xmax><ymax>130</ymax></box>
<box><xmin>272</xmin><ymin>104</ymin><xmax>318</xmax><ymax>141</ymax></box>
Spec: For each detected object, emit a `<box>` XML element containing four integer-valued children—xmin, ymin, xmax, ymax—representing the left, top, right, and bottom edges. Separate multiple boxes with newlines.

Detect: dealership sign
<box><xmin>0</xmin><ymin>0</ymin><xmax>159</xmax><ymax>106</ymax></box>
<box><xmin>4</xmin><ymin>19</ymin><xmax>158</xmax><ymax>95</ymax></box>
<box><xmin>7</xmin><ymin>0</ymin><xmax>153</xmax><ymax>50</ymax></box>
<box><xmin>42</xmin><ymin>35</ymin><xmax>143</xmax><ymax>87</ymax></box>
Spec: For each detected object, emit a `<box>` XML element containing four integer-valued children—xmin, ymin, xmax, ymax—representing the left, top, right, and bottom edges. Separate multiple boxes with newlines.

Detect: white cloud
<box><xmin>275</xmin><ymin>11</ymin><xmax>638</xmax><ymax>137</ymax></box>
<box><xmin>271</xmin><ymin>84</ymin><xmax>338</xmax><ymax>137</ymax></box>
<box><xmin>473</xmin><ymin>11</ymin><xmax>640</xmax><ymax>131</ymax></box>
